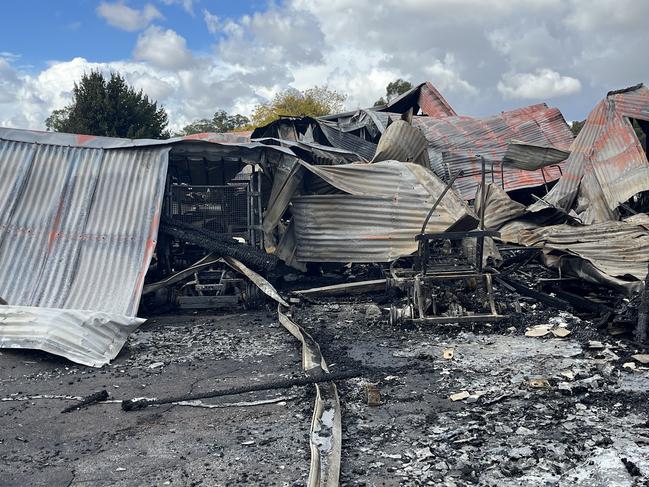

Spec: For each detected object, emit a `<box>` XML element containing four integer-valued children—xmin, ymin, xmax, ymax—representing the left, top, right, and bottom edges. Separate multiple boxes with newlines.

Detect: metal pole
<box><xmin>256</xmin><ymin>167</ymin><xmax>263</xmax><ymax>250</ymax></box>
<box><xmin>476</xmin><ymin>156</ymin><xmax>486</xmax><ymax>274</ymax></box>
<box><xmin>420</xmin><ymin>169</ymin><xmax>464</xmax><ymax>235</ymax></box>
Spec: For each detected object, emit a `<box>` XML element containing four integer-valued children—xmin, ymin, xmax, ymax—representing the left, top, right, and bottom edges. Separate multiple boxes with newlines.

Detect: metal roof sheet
<box><xmin>0</xmin><ymin>137</ymin><xmax>169</xmax><ymax>366</ymax></box>
<box><xmin>531</xmin><ymin>84</ymin><xmax>649</xmax><ymax>223</ymax></box>
<box><xmin>413</xmin><ymin>104</ymin><xmax>574</xmax><ymax>200</ymax></box>
<box><xmin>290</xmin><ymin>160</ymin><xmax>476</xmax><ymax>262</ymax></box>
<box><xmin>515</xmin><ymin>215</ymin><xmax>649</xmax><ymax>292</ymax></box>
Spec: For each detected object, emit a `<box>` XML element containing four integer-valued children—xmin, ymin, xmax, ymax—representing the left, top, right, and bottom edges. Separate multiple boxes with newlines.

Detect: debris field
<box><xmin>1</xmin><ymin>81</ymin><xmax>649</xmax><ymax>486</ymax></box>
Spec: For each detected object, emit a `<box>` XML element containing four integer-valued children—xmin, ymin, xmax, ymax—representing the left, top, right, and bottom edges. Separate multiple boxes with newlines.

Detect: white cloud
<box><xmin>96</xmin><ymin>2</ymin><xmax>162</xmax><ymax>31</ymax></box>
<box><xmin>160</xmin><ymin>0</ymin><xmax>195</xmax><ymax>15</ymax></box>
<box><xmin>497</xmin><ymin>69</ymin><xmax>581</xmax><ymax>99</ymax></box>
<box><xmin>203</xmin><ymin>9</ymin><xmax>220</xmax><ymax>34</ymax></box>
<box><xmin>424</xmin><ymin>55</ymin><xmax>478</xmax><ymax>95</ymax></box>
<box><xmin>564</xmin><ymin>0</ymin><xmax>649</xmax><ymax>32</ymax></box>
<box><xmin>4</xmin><ymin>0</ymin><xmax>648</xmax><ymax>132</ymax></box>
<box><xmin>133</xmin><ymin>26</ymin><xmax>194</xmax><ymax>70</ymax></box>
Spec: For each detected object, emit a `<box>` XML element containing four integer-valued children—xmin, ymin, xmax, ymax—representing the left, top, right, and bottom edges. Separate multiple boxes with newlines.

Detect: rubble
<box><xmin>2</xmin><ymin>80</ymin><xmax>649</xmax><ymax>486</ymax></box>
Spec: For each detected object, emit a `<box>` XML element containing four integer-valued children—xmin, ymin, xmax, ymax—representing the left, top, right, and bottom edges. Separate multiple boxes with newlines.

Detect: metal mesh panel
<box><xmin>170</xmin><ymin>184</ymin><xmax>250</xmax><ymax>235</ymax></box>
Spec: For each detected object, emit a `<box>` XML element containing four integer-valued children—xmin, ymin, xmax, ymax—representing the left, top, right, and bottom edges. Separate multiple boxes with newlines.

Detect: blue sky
<box><xmin>0</xmin><ymin>1</ymin><xmax>262</xmax><ymax>69</ymax></box>
<box><xmin>0</xmin><ymin>0</ymin><xmax>647</xmax><ymax>131</ymax></box>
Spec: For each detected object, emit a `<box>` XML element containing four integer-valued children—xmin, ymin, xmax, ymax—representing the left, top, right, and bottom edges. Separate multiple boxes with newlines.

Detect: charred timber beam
<box><xmin>160</xmin><ymin>217</ymin><xmax>280</xmax><ymax>274</ymax></box>
<box><xmin>121</xmin><ymin>370</ymin><xmax>361</xmax><ymax>411</ymax></box>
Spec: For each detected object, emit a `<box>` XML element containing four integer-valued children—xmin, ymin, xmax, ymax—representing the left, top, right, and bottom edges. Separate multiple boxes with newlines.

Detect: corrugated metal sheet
<box><xmin>371</xmin><ymin>120</ymin><xmax>430</xmax><ymax>168</ymax></box>
<box><xmin>503</xmin><ymin>140</ymin><xmax>570</xmax><ymax>170</ymax></box>
<box><xmin>515</xmin><ymin>216</ymin><xmax>649</xmax><ymax>293</ymax></box>
<box><xmin>317</xmin><ymin>121</ymin><xmax>377</xmax><ymax>161</ymax></box>
<box><xmin>414</xmin><ymin>103</ymin><xmax>573</xmax><ymax>199</ymax></box>
<box><xmin>0</xmin><ymin>141</ymin><xmax>169</xmax><ymax>314</ymax></box>
<box><xmin>0</xmin><ymin>135</ymin><xmax>169</xmax><ymax>366</ymax></box>
<box><xmin>376</xmin><ymin>82</ymin><xmax>456</xmax><ymax>118</ymax></box>
<box><xmin>0</xmin><ymin>127</ymin><xmax>296</xmax><ymax>165</ymax></box>
<box><xmin>531</xmin><ymin>84</ymin><xmax>649</xmax><ymax>223</ymax></box>
<box><xmin>290</xmin><ymin>160</ymin><xmax>476</xmax><ymax>262</ymax></box>
<box><xmin>0</xmin><ymin>306</ymin><xmax>143</xmax><ymax>367</ymax></box>
<box><xmin>477</xmin><ymin>183</ymin><xmax>527</xmax><ymax>230</ymax></box>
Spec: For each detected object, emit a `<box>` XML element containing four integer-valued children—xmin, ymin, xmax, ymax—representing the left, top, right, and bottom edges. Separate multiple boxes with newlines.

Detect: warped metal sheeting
<box><xmin>0</xmin><ymin>306</ymin><xmax>144</xmax><ymax>367</ymax></box>
<box><xmin>414</xmin><ymin>103</ymin><xmax>574</xmax><ymax>199</ymax></box>
<box><xmin>0</xmin><ymin>135</ymin><xmax>169</xmax><ymax>366</ymax></box>
<box><xmin>516</xmin><ymin>215</ymin><xmax>649</xmax><ymax>293</ymax></box>
<box><xmin>317</xmin><ymin>121</ymin><xmax>377</xmax><ymax>161</ymax></box>
<box><xmin>371</xmin><ymin>120</ymin><xmax>431</xmax><ymax>169</ymax></box>
<box><xmin>503</xmin><ymin>140</ymin><xmax>570</xmax><ymax>171</ymax></box>
<box><xmin>476</xmin><ymin>183</ymin><xmax>527</xmax><ymax>231</ymax></box>
<box><xmin>530</xmin><ymin>84</ymin><xmax>649</xmax><ymax>223</ymax></box>
<box><xmin>290</xmin><ymin>160</ymin><xmax>476</xmax><ymax>263</ymax></box>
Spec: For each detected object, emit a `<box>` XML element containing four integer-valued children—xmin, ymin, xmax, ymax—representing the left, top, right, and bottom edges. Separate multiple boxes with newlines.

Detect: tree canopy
<box><xmin>374</xmin><ymin>79</ymin><xmax>413</xmax><ymax>106</ymax></box>
<box><xmin>249</xmin><ymin>86</ymin><xmax>346</xmax><ymax>128</ymax></box>
<box><xmin>570</xmin><ymin>120</ymin><xmax>585</xmax><ymax>137</ymax></box>
<box><xmin>177</xmin><ymin>110</ymin><xmax>250</xmax><ymax>136</ymax></box>
<box><xmin>45</xmin><ymin>71</ymin><xmax>169</xmax><ymax>139</ymax></box>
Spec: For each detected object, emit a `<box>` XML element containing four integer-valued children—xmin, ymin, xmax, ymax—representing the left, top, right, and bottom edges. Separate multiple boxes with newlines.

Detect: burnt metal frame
<box><xmin>390</xmin><ymin>156</ymin><xmax>506</xmax><ymax>325</ymax></box>
<box><xmin>156</xmin><ymin>163</ymin><xmax>264</xmax><ymax>309</ymax></box>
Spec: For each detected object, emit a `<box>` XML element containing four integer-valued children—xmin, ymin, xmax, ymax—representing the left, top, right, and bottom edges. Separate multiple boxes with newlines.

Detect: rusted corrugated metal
<box><xmin>531</xmin><ymin>84</ymin><xmax>649</xmax><ymax>223</ymax></box>
<box><xmin>414</xmin><ymin>104</ymin><xmax>574</xmax><ymax>200</ymax></box>
<box><xmin>289</xmin><ymin>160</ymin><xmax>476</xmax><ymax>262</ymax></box>
<box><xmin>376</xmin><ymin>81</ymin><xmax>456</xmax><ymax>118</ymax></box>
<box><xmin>0</xmin><ymin>134</ymin><xmax>169</xmax><ymax>366</ymax></box>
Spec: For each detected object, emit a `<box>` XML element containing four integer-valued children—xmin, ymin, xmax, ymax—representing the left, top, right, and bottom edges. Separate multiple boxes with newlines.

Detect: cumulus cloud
<box><xmin>4</xmin><ymin>0</ymin><xmax>648</xmax><ymax>132</ymax></box>
<box><xmin>96</xmin><ymin>2</ymin><xmax>162</xmax><ymax>31</ymax></box>
<box><xmin>133</xmin><ymin>26</ymin><xmax>194</xmax><ymax>70</ymax></box>
<box><xmin>497</xmin><ymin>69</ymin><xmax>581</xmax><ymax>99</ymax></box>
<box><xmin>563</xmin><ymin>0</ymin><xmax>649</xmax><ymax>32</ymax></box>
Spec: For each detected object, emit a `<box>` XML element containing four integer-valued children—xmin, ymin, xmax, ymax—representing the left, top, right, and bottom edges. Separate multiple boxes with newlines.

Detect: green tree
<box><xmin>249</xmin><ymin>86</ymin><xmax>346</xmax><ymax>128</ymax></box>
<box><xmin>570</xmin><ymin>120</ymin><xmax>585</xmax><ymax>137</ymax></box>
<box><xmin>373</xmin><ymin>78</ymin><xmax>413</xmax><ymax>106</ymax></box>
<box><xmin>178</xmin><ymin>110</ymin><xmax>250</xmax><ymax>136</ymax></box>
<box><xmin>45</xmin><ymin>71</ymin><xmax>169</xmax><ymax>139</ymax></box>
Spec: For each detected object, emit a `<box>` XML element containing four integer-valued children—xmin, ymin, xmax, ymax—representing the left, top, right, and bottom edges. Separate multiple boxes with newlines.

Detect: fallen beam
<box><xmin>61</xmin><ymin>390</ymin><xmax>109</xmax><ymax>413</ymax></box>
<box><xmin>293</xmin><ymin>279</ymin><xmax>386</xmax><ymax>297</ymax></box>
<box><xmin>121</xmin><ymin>370</ymin><xmax>360</xmax><ymax>411</ymax></box>
<box><xmin>160</xmin><ymin>217</ymin><xmax>280</xmax><ymax>273</ymax></box>
<box><xmin>495</xmin><ymin>276</ymin><xmax>571</xmax><ymax>311</ymax></box>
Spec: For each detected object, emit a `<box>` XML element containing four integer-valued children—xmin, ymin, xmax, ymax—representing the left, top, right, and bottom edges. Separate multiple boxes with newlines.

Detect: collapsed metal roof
<box><xmin>516</xmin><ymin>214</ymin><xmax>649</xmax><ymax>293</ymax></box>
<box><xmin>415</xmin><ymin>103</ymin><xmax>574</xmax><ymax>199</ymax></box>
<box><xmin>251</xmin><ymin>82</ymin><xmax>574</xmax><ymax>200</ymax></box>
<box><xmin>530</xmin><ymin>83</ymin><xmax>649</xmax><ymax>223</ymax></box>
<box><xmin>272</xmin><ymin>160</ymin><xmax>477</xmax><ymax>264</ymax></box>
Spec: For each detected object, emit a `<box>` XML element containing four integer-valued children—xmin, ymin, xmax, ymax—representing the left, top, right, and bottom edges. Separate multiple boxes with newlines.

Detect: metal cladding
<box><xmin>413</xmin><ymin>103</ymin><xmax>574</xmax><ymax>200</ymax></box>
<box><xmin>317</xmin><ymin>121</ymin><xmax>378</xmax><ymax>161</ymax></box>
<box><xmin>376</xmin><ymin>82</ymin><xmax>456</xmax><ymax>118</ymax></box>
<box><xmin>530</xmin><ymin>84</ymin><xmax>649</xmax><ymax>223</ymax></box>
<box><xmin>0</xmin><ymin>132</ymin><xmax>169</xmax><ymax>366</ymax></box>
<box><xmin>515</xmin><ymin>214</ymin><xmax>649</xmax><ymax>293</ymax></box>
<box><xmin>503</xmin><ymin>140</ymin><xmax>570</xmax><ymax>171</ymax></box>
<box><xmin>290</xmin><ymin>160</ymin><xmax>477</xmax><ymax>262</ymax></box>
<box><xmin>0</xmin><ymin>306</ymin><xmax>144</xmax><ymax>367</ymax></box>
<box><xmin>371</xmin><ymin>120</ymin><xmax>431</xmax><ymax>169</ymax></box>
